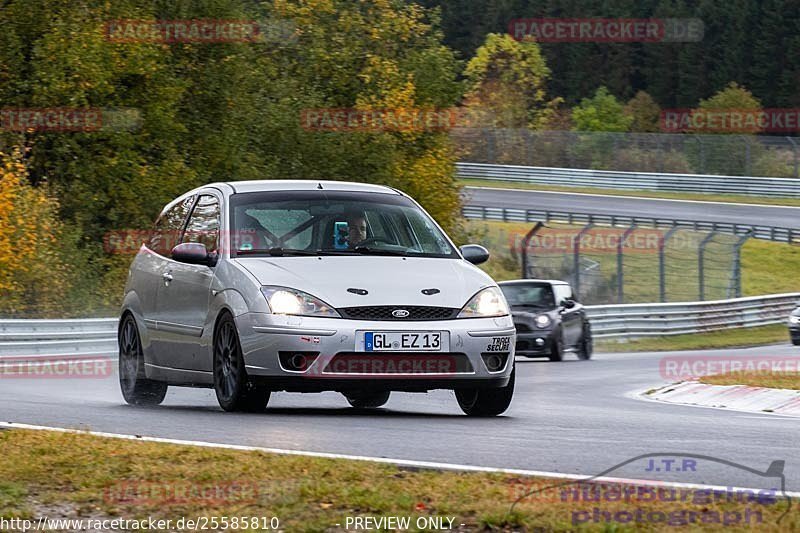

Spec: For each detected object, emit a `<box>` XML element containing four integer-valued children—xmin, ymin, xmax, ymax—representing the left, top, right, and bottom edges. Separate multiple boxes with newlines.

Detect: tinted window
<box><xmin>148</xmin><ymin>196</ymin><xmax>194</xmax><ymax>256</ymax></box>
<box><xmin>499</xmin><ymin>283</ymin><xmax>556</xmax><ymax>308</ymax></box>
<box><xmin>553</xmin><ymin>284</ymin><xmax>574</xmax><ymax>304</ymax></box>
<box><xmin>183</xmin><ymin>194</ymin><xmax>220</xmax><ymax>253</ymax></box>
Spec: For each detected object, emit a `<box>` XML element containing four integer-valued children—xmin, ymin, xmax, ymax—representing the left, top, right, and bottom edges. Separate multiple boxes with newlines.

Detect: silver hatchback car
<box><xmin>119</xmin><ymin>180</ymin><xmax>515</xmax><ymax>416</ymax></box>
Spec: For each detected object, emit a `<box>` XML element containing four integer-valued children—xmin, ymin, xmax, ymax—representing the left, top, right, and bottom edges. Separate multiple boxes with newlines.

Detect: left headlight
<box><xmin>458</xmin><ymin>287</ymin><xmax>509</xmax><ymax>318</ymax></box>
<box><xmin>534</xmin><ymin>314</ymin><xmax>552</xmax><ymax>328</ymax></box>
<box><xmin>261</xmin><ymin>286</ymin><xmax>340</xmax><ymax>318</ymax></box>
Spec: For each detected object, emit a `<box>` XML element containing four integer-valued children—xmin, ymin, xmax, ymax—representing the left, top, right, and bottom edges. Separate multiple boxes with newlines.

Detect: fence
<box><xmin>2</xmin><ymin>294</ymin><xmax>796</xmax><ymax>356</ymax></box>
<box><xmin>457</xmin><ymin>162</ymin><xmax>800</xmax><ymax>198</ymax></box>
<box><xmin>462</xmin><ymin>205</ymin><xmax>800</xmax><ymax>244</ymax></box>
<box><xmin>453</xmin><ymin>129</ymin><xmax>800</xmax><ymax>178</ymax></box>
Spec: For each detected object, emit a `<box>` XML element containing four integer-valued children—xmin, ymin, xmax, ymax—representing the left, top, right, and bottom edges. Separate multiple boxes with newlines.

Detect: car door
<box><xmin>555</xmin><ymin>283</ymin><xmax>582</xmax><ymax>347</ymax></box>
<box><xmin>136</xmin><ymin>195</ymin><xmax>195</xmax><ymax>337</ymax></box>
<box><xmin>153</xmin><ymin>193</ymin><xmax>220</xmax><ymax>371</ymax></box>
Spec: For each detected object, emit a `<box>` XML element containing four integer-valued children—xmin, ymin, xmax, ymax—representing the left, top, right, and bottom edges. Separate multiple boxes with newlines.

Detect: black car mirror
<box><xmin>561</xmin><ymin>299</ymin><xmax>576</xmax><ymax>309</ymax></box>
<box><xmin>460</xmin><ymin>244</ymin><xmax>490</xmax><ymax>265</ymax></box>
<box><xmin>171</xmin><ymin>242</ymin><xmax>212</xmax><ymax>266</ymax></box>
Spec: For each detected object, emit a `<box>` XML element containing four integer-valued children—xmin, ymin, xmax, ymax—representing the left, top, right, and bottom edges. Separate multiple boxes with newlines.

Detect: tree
<box><xmin>571</xmin><ymin>87</ymin><xmax>633</xmax><ymax>132</ymax></box>
<box><xmin>624</xmin><ymin>90</ymin><xmax>661</xmax><ymax>132</ymax></box>
<box><xmin>463</xmin><ymin>33</ymin><xmax>559</xmax><ymax>129</ymax></box>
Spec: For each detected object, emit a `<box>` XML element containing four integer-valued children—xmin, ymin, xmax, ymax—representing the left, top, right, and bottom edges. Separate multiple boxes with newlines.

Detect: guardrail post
<box><xmin>520</xmin><ymin>222</ymin><xmax>544</xmax><ymax>278</ymax></box>
<box><xmin>573</xmin><ymin>223</ymin><xmax>594</xmax><ymax>301</ymax></box>
<box><xmin>659</xmin><ymin>226</ymin><xmax>679</xmax><ymax>302</ymax></box>
<box><xmin>788</xmin><ymin>136</ymin><xmax>799</xmax><ymax>178</ymax></box>
<box><xmin>730</xmin><ymin>232</ymin><xmax>751</xmax><ymax>298</ymax></box>
<box><xmin>617</xmin><ymin>225</ymin><xmax>636</xmax><ymax>304</ymax></box>
<box><xmin>698</xmin><ymin>231</ymin><xmax>716</xmax><ymax>301</ymax></box>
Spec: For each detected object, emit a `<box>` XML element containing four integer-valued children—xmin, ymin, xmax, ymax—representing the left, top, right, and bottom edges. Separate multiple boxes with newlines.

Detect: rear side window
<box><xmin>183</xmin><ymin>194</ymin><xmax>221</xmax><ymax>253</ymax></box>
<box><xmin>148</xmin><ymin>196</ymin><xmax>194</xmax><ymax>256</ymax></box>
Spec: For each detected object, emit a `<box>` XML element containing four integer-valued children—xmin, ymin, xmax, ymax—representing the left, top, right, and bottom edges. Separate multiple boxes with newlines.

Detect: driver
<box><xmin>345</xmin><ymin>211</ymin><xmax>368</xmax><ymax>248</ymax></box>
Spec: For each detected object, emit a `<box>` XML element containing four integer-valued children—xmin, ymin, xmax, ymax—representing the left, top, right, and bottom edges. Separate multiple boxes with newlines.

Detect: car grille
<box><xmin>337</xmin><ymin>306</ymin><xmax>459</xmax><ymax>321</ymax></box>
<box><xmin>514</xmin><ymin>322</ymin><xmax>533</xmax><ymax>333</ymax></box>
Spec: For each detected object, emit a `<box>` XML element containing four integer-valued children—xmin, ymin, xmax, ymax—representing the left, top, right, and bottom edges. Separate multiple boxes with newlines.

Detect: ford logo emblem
<box><xmin>392</xmin><ymin>309</ymin><xmax>410</xmax><ymax>318</ymax></box>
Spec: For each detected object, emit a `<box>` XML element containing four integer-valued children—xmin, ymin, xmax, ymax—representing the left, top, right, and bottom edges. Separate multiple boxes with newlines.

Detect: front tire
<box><xmin>344</xmin><ymin>391</ymin><xmax>391</xmax><ymax>408</ymax></box>
<box><xmin>455</xmin><ymin>367</ymin><xmax>515</xmax><ymax>417</ymax></box>
<box><xmin>548</xmin><ymin>331</ymin><xmax>564</xmax><ymax>362</ymax></box>
<box><xmin>213</xmin><ymin>313</ymin><xmax>270</xmax><ymax>412</ymax></box>
<box><xmin>118</xmin><ymin>314</ymin><xmax>168</xmax><ymax>406</ymax></box>
<box><xmin>577</xmin><ymin>323</ymin><xmax>593</xmax><ymax>360</ymax></box>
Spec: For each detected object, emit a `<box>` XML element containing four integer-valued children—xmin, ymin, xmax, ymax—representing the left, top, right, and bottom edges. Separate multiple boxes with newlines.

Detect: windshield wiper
<box><xmin>236</xmin><ymin>247</ymin><xmax>319</xmax><ymax>256</ymax></box>
<box><xmin>353</xmin><ymin>246</ymin><xmax>408</xmax><ymax>256</ymax></box>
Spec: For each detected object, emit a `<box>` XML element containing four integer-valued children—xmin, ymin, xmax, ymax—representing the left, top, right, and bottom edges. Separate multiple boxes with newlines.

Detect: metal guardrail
<box><xmin>586</xmin><ymin>292</ymin><xmax>799</xmax><ymax>340</ymax></box>
<box><xmin>0</xmin><ymin>318</ymin><xmax>117</xmax><ymax>358</ymax></box>
<box><xmin>1</xmin><ymin>294</ymin><xmax>797</xmax><ymax>355</ymax></box>
<box><xmin>457</xmin><ymin>162</ymin><xmax>800</xmax><ymax>197</ymax></box>
<box><xmin>462</xmin><ymin>205</ymin><xmax>800</xmax><ymax>244</ymax></box>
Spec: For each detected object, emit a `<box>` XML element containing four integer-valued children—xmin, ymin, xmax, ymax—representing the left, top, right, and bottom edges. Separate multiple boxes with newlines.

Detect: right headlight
<box><xmin>261</xmin><ymin>286</ymin><xmax>340</xmax><ymax>318</ymax></box>
<box><xmin>457</xmin><ymin>287</ymin><xmax>509</xmax><ymax>318</ymax></box>
<box><xmin>534</xmin><ymin>314</ymin><xmax>552</xmax><ymax>328</ymax></box>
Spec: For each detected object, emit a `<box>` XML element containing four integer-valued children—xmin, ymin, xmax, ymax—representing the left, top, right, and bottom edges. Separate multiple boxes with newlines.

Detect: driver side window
<box><xmin>182</xmin><ymin>194</ymin><xmax>220</xmax><ymax>254</ymax></box>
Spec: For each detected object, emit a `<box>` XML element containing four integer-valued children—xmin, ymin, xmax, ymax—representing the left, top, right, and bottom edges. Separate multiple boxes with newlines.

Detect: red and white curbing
<box><xmin>646</xmin><ymin>381</ymin><xmax>800</xmax><ymax>417</ymax></box>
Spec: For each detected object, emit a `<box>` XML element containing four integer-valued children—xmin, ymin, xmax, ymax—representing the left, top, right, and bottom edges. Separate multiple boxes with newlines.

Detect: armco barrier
<box><xmin>457</xmin><ymin>162</ymin><xmax>800</xmax><ymax>198</ymax></box>
<box><xmin>462</xmin><ymin>205</ymin><xmax>800</xmax><ymax>244</ymax></box>
<box><xmin>1</xmin><ymin>293</ymin><xmax>797</xmax><ymax>356</ymax></box>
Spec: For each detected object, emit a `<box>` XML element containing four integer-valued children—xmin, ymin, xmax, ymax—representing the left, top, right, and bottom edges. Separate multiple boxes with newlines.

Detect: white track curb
<box><xmin>646</xmin><ymin>381</ymin><xmax>800</xmax><ymax>417</ymax></box>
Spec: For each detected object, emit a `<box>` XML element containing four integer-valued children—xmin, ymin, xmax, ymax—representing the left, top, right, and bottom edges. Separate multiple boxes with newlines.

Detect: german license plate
<box><xmin>363</xmin><ymin>332</ymin><xmax>445</xmax><ymax>352</ymax></box>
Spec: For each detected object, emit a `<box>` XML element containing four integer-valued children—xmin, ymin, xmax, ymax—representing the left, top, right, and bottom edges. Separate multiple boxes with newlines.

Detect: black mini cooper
<box><xmin>498</xmin><ymin>279</ymin><xmax>592</xmax><ymax>361</ymax></box>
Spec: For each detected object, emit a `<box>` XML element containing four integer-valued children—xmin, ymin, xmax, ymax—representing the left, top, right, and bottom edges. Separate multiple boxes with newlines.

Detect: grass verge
<box><xmin>0</xmin><ymin>429</ymin><xmax>795</xmax><ymax>531</ymax></box>
<box><xmin>700</xmin><ymin>370</ymin><xmax>800</xmax><ymax>390</ymax></box>
<box><xmin>460</xmin><ymin>179</ymin><xmax>800</xmax><ymax>208</ymax></box>
<box><xmin>596</xmin><ymin>324</ymin><xmax>789</xmax><ymax>353</ymax></box>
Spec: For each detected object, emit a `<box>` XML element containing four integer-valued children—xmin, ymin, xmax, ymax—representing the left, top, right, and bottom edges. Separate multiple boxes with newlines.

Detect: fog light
<box><xmin>278</xmin><ymin>351</ymin><xmax>319</xmax><ymax>372</ymax></box>
<box><xmin>480</xmin><ymin>352</ymin><xmax>509</xmax><ymax>372</ymax></box>
<box><xmin>535</xmin><ymin>338</ymin><xmax>545</xmax><ymax>346</ymax></box>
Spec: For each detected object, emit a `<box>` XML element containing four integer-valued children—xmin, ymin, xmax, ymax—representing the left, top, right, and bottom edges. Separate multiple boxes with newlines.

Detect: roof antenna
<box><xmin>317</xmin><ymin>182</ymin><xmax>323</xmax><ymax>189</ymax></box>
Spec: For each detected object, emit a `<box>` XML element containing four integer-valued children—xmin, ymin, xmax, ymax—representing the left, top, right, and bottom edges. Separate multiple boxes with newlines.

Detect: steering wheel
<box><xmin>354</xmin><ymin>237</ymin><xmax>392</xmax><ymax>247</ymax></box>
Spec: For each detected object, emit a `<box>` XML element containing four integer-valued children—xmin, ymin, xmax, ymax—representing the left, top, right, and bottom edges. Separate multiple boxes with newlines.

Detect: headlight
<box><xmin>458</xmin><ymin>287</ymin><xmax>509</xmax><ymax>318</ymax></box>
<box><xmin>534</xmin><ymin>314</ymin><xmax>552</xmax><ymax>328</ymax></box>
<box><xmin>790</xmin><ymin>315</ymin><xmax>800</xmax><ymax>324</ymax></box>
<box><xmin>261</xmin><ymin>286</ymin><xmax>340</xmax><ymax>318</ymax></box>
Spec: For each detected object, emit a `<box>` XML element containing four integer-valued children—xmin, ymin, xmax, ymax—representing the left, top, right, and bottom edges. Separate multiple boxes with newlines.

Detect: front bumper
<box><xmin>235</xmin><ymin>312</ymin><xmax>515</xmax><ymax>391</ymax></box>
<box><xmin>790</xmin><ymin>325</ymin><xmax>800</xmax><ymax>344</ymax></box>
<box><xmin>514</xmin><ymin>329</ymin><xmax>556</xmax><ymax>357</ymax></box>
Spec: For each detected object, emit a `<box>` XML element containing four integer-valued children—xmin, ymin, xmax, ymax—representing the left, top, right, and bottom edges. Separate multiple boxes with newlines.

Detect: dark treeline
<box><xmin>419</xmin><ymin>0</ymin><xmax>800</xmax><ymax>108</ymax></box>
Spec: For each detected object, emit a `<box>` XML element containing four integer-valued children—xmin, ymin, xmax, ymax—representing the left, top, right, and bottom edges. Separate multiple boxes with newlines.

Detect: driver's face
<box><xmin>347</xmin><ymin>217</ymin><xmax>367</xmax><ymax>246</ymax></box>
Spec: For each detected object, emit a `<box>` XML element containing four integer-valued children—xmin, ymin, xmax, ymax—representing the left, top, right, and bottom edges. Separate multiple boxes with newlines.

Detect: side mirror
<box><xmin>460</xmin><ymin>244</ymin><xmax>490</xmax><ymax>265</ymax></box>
<box><xmin>171</xmin><ymin>242</ymin><xmax>213</xmax><ymax>266</ymax></box>
<box><xmin>561</xmin><ymin>299</ymin><xmax>576</xmax><ymax>309</ymax></box>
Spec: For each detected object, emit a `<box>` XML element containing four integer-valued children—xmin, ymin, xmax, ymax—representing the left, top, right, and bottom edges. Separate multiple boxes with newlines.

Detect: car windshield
<box><xmin>228</xmin><ymin>190</ymin><xmax>458</xmax><ymax>259</ymax></box>
<box><xmin>500</xmin><ymin>283</ymin><xmax>556</xmax><ymax>309</ymax></box>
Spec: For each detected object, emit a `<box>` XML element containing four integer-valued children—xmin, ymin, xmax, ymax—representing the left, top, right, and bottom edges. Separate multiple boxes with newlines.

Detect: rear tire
<box><xmin>455</xmin><ymin>367</ymin><xmax>515</xmax><ymax>417</ymax></box>
<box><xmin>213</xmin><ymin>313</ymin><xmax>270</xmax><ymax>412</ymax></box>
<box><xmin>577</xmin><ymin>323</ymin><xmax>593</xmax><ymax>360</ymax></box>
<box><xmin>344</xmin><ymin>391</ymin><xmax>391</xmax><ymax>409</ymax></box>
<box><xmin>118</xmin><ymin>314</ymin><xmax>168</xmax><ymax>406</ymax></box>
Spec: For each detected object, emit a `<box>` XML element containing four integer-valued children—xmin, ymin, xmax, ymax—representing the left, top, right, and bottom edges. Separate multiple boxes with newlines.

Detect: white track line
<box><xmin>464</xmin><ymin>185</ymin><xmax>800</xmax><ymax>210</ymax></box>
<box><xmin>2</xmin><ymin>421</ymin><xmax>798</xmax><ymax>498</ymax></box>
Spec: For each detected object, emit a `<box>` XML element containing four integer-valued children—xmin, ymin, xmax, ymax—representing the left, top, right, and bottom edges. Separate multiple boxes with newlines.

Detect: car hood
<box><xmin>234</xmin><ymin>256</ymin><xmax>495</xmax><ymax>309</ymax></box>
